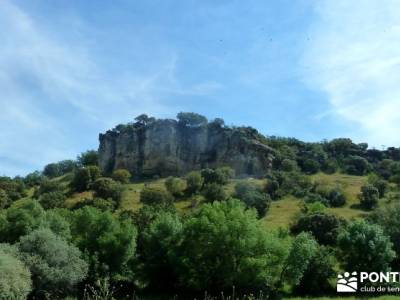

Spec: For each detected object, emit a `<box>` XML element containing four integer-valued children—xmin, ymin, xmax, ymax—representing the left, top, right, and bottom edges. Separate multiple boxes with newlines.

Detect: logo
<box><xmin>337</xmin><ymin>272</ymin><xmax>358</xmax><ymax>292</ymax></box>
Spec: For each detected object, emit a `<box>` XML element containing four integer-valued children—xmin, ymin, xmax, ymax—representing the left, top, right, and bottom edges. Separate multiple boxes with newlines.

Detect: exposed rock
<box><xmin>98</xmin><ymin>118</ymin><xmax>275</xmax><ymax>178</ymax></box>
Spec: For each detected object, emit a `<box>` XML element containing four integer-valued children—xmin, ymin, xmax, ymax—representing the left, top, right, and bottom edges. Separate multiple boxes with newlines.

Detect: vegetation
<box><xmin>3</xmin><ymin>113</ymin><xmax>400</xmax><ymax>298</ymax></box>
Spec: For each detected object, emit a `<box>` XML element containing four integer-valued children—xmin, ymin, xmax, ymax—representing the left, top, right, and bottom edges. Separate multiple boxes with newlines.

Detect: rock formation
<box><xmin>98</xmin><ymin>117</ymin><xmax>275</xmax><ymax>178</ymax></box>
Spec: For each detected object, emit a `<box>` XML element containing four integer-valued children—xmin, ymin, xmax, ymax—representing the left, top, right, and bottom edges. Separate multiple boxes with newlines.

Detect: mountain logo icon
<box><xmin>337</xmin><ymin>272</ymin><xmax>358</xmax><ymax>292</ymax></box>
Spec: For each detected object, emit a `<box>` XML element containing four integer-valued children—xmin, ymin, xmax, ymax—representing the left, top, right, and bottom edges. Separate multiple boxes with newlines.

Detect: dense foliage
<box><xmin>3</xmin><ymin>113</ymin><xmax>400</xmax><ymax>299</ymax></box>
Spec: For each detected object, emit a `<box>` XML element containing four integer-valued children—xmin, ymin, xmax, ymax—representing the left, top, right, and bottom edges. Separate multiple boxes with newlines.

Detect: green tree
<box><xmin>140</xmin><ymin>212</ymin><xmax>183</xmax><ymax>290</ymax></box>
<box><xmin>77</xmin><ymin>150</ymin><xmax>99</xmax><ymax>167</ymax></box>
<box><xmin>234</xmin><ymin>181</ymin><xmax>271</xmax><ymax>217</ymax></box>
<box><xmin>177</xmin><ymin>112</ymin><xmax>208</xmax><ymax>127</ymax></box>
<box><xmin>202</xmin><ymin>183</ymin><xmax>227</xmax><ymax>202</ymax></box>
<box><xmin>165</xmin><ymin>177</ymin><xmax>186</xmax><ymax>198</ymax></box>
<box><xmin>112</xmin><ymin>169</ymin><xmax>132</xmax><ymax>184</ymax></box>
<box><xmin>294</xmin><ymin>245</ymin><xmax>336</xmax><ymax>295</ymax></box>
<box><xmin>39</xmin><ymin>191</ymin><xmax>66</xmax><ymax>209</ymax></box>
<box><xmin>70</xmin><ymin>166</ymin><xmax>101</xmax><ymax>192</ymax></box>
<box><xmin>18</xmin><ymin>228</ymin><xmax>88</xmax><ymax>296</ymax></box>
<box><xmin>290</xmin><ymin>212</ymin><xmax>343</xmax><ymax>246</ymax></box>
<box><xmin>337</xmin><ymin>220</ymin><xmax>395</xmax><ymax>273</ymax></box>
<box><xmin>201</xmin><ymin>168</ymin><xmax>233</xmax><ymax>185</ymax></box>
<box><xmin>70</xmin><ymin>207</ymin><xmax>137</xmax><ymax>279</ymax></box>
<box><xmin>344</xmin><ymin>155</ymin><xmax>370</xmax><ymax>176</ymax></box>
<box><xmin>359</xmin><ymin>184</ymin><xmax>379</xmax><ymax>210</ymax></box>
<box><xmin>280</xmin><ymin>232</ymin><xmax>318</xmax><ymax>286</ymax></box>
<box><xmin>140</xmin><ymin>186</ymin><xmax>174</xmax><ymax>206</ymax></box>
<box><xmin>0</xmin><ymin>189</ymin><xmax>10</xmax><ymax>209</ymax></box>
<box><xmin>369</xmin><ymin>203</ymin><xmax>400</xmax><ymax>267</ymax></box>
<box><xmin>90</xmin><ymin>177</ymin><xmax>122</xmax><ymax>205</ymax></box>
<box><xmin>177</xmin><ymin>199</ymin><xmax>288</xmax><ymax>292</ymax></box>
<box><xmin>0</xmin><ymin>248</ymin><xmax>32</xmax><ymax>299</ymax></box>
<box><xmin>0</xmin><ymin>200</ymin><xmax>45</xmax><ymax>243</ymax></box>
<box><xmin>185</xmin><ymin>171</ymin><xmax>203</xmax><ymax>195</ymax></box>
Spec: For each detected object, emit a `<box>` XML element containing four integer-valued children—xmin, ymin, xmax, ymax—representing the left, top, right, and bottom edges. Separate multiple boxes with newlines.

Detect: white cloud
<box><xmin>303</xmin><ymin>0</ymin><xmax>400</xmax><ymax>147</ymax></box>
<box><xmin>0</xmin><ymin>1</ymin><xmax>221</xmax><ymax>176</ymax></box>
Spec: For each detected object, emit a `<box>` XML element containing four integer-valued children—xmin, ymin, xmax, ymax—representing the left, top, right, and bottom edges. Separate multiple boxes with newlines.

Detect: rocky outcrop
<box><xmin>98</xmin><ymin>118</ymin><xmax>275</xmax><ymax>178</ymax></box>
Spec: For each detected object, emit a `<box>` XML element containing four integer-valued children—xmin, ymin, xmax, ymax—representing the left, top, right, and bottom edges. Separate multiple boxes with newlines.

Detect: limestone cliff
<box><xmin>98</xmin><ymin>118</ymin><xmax>274</xmax><ymax>177</ymax></box>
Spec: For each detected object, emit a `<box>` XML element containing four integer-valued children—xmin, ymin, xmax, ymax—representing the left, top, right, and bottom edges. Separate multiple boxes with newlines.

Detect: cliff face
<box><xmin>98</xmin><ymin>119</ymin><xmax>274</xmax><ymax>177</ymax></box>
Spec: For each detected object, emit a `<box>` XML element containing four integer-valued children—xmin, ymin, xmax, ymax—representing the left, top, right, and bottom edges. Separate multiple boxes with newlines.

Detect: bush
<box><xmin>185</xmin><ymin>171</ymin><xmax>204</xmax><ymax>195</ymax></box>
<box><xmin>291</xmin><ymin>213</ymin><xmax>343</xmax><ymax>245</ymax></box>
<box><xmin>0</xmin><ymin>189</ymin><xmax>11</xmax><ymax>209</ymax></box>
<box><xmin>234</xmin><ymin>181</ymin><xmax>271</xmax><ymax>217</ymax></box>
<box><xmin>34</xmin><ymin>179</ymin><xmax>63</xmax><ymax>198</ymax></box>
<box><xmin>344</xmin><ymin>155</ymin><xmax>370</xmax><ymax>175</ymax></box>
<box><xmin>0</xmin><ymin>200</ymin><xmax>45</xmax><ymax>243</ymax></box>
<box><xmin>70</xmin><ymin>166</ymin><xmax>101</xmax><ymax>192</ymax></box>
<box><xmin>90</xmin><ymin>177</ymin><xmax>122</xmax><ymax>204</ymax></box>
<box><xmin>201</xmin><ymin>167</ymin><xmax>234</xmax><ymax>185</ymax></box>
<box><xmin>280</xmin><ymin>159</ymin><xmax>298</xmax><ymax>172</ymax></box>
<box><xmin>0</xmin><ymin>248</ymin><xmax>32</xmax><ymax>299</ymax></box>
<box><xmin>140</xmin><ymin>186</ymin><xmax>174</xmax><ymax>206</ymax></box>
<box><xmin>337</xmin><ymin>220</ymin><xmax>395</xmax><ymax>273</ymax></box>
<box><xmin>301</xmin><ymin>159</ymin><xmax>320</xmax><ymax>174</ymax></box>
<box><xmin>18</xmin><ymin>228</ymin><xmax>88</xmax><ymax>296</ymax></box>
<box><xmin>359</xmin><ymin>184</ymin><xmax>379</xmax><ymax>210</ymax></box>
<box><xmin>73</xmin><ymin>197</ymin><xmax>116</xmax><ymax>211</ymax></box>
<box><xmin>165</xmin><ymin>177</ymin><xmax>186</xmax><ymax>198</ymax></box>
<box><xmin>202</xmin><ymin>183</ymin><xmax>227</xmax><ymax>202</ymax></box>
<box><xmin>112</xmin><ymin>169</ymin><xmax>132</xmax><ymax>184</ymax></box>
<box><xmin>39</xmin><ymin>191</ymin><xmax>66</xmax><ymax>209</ymax></box>
<box><xmin>327</xmin><ymin>189</ymin><xmax>346</xmax><ymax>207</ymax></box>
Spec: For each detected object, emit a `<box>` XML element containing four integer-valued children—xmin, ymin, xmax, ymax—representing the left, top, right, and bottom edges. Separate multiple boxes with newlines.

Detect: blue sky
<box><xmin>1</xmin><ymin>0</ymin><xmax>400</xmax><ymax>176</ymax></box>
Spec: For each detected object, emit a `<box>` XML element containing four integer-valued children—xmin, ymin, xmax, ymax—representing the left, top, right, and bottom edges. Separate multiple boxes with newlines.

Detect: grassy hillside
<box><xmin>56</xmin><ymin>172</ymin><xmax>378</xmax><ymax>231</ymax></box>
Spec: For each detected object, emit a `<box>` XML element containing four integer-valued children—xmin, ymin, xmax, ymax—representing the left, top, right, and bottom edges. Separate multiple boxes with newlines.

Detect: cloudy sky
<box><xmin>1</xmin><ymin>0</ymin><xmax>399</xmax><ymax>176</ymax></box>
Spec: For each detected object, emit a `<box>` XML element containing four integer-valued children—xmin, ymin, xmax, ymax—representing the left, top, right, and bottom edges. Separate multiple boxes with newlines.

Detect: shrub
<box><xmin>280</xmin><ymin>159</ymin><xmax>298</xmax><ymax>172</ymax></box>
<box><xmin>18</xmin><ymin>228</ymin><xmax>88</xmax><ymax>295</ymax></box>
<box><xmin>359</xmin><ymin>184</ymin><xmax>379</xmax><ymax>210</ymax></box>
<box><xmin>301</xmin><ymin>159</ymin><xmax>320</xmax><ymax>174</ymax></box>
<box><xmin>165</xmin><ymin>177</ymin><xmax>186</xmax><ymax>198</ymax></box>
<box><xmin>112</xmin><ymin>169</ymin><xmax>131</xmax><ymax>184</ymax></box>
<box><xmin>0</xmin><ymin>189</ymin><xmax>11</xmax><ymax>209</ymax></box>
<box><xmin>140</xmin><ymin>186</ymin><xmax>174</xmax><ymax>206</ymax></box>
<box><xmin>0</xmin><ymin>200</ymin><xmax>45</xmax><ymax>243</ymax></box>
<box><xmin>202</xmin><ymin>183</ymin><xmax>227</xmax><ymax>202</ymax></box>
<box><xmin>34</xmin><ymin>179</ymin><xmax>63</xmax><ymax>198</ymax></box>
<box><xmin>201</xmin><ymin>167</ymin><xmax>234</xmax><ymax>185</ymax></box>
<box><xmin>39</xmin><ymin>191</ymin><xmax>66</xmax><ymax>209</ymax></box>
<box><xmin>185</xmin><ymin>171</ymin><xmax>204</xmax><ymax>195</ymax></box>
<box><xmin>291</xmin><ymin>212</ymin><xmax>343</xmax><ymax>245</ymax></box>
<box><xmin>234</xmin><ymin>181</ymin><xmax>271</xmax><ymax>217</ymax></box>
<box><xmin>327</xmin><ymin>189</ymin><xmax>346</xmax><ymax>207</ymax></box>
<box><xmin>0</xmin><ymin>248</ymin><xmax>32</xmax><ymax>299</ymax></box>
<box><xmin>90</xmin><ymin>177</ymin><xmax>122</xmax><ymax>204</ymax></box>
<box><xmin>70</xmin><ymin>166</ymin><xmax>101</xmax><ymax>192</ymax></box>
<box><xmin>344</xmin><ymin>155</ymin><xmax>370</xmax><ymax>175</ymax></box>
